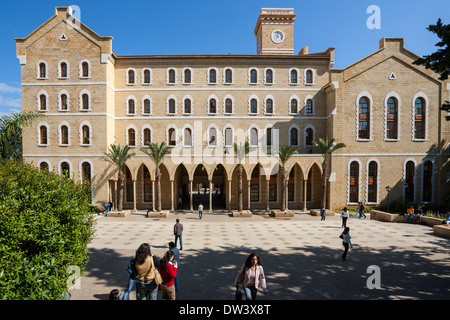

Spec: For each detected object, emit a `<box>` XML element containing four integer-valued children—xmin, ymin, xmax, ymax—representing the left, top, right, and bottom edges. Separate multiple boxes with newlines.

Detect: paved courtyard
<box><xmin>70</xmin><ymin>211</ymin><xmax>450</xmax><ymax>300</ymax></box>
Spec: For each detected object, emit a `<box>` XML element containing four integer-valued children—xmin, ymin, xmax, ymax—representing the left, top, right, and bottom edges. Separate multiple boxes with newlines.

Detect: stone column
<box><xmin>247</xmin><ymin>180</ymin><xmax>251</xmax><ymax>210</ymax></box>
<box><xmin>265</xmin><ymin>177</ymin><xmax>270</xmax><ymax>211</ymax></box>
<box><xmin>170</xmin><ymin>180</ymin><xmax>174</xmax><ymax>212</ymax></box>
<box><xmin>189</xmin><ymin>180</ymin><xmax>193</xmax><ymax>212</ymax></box>
<box><xmin>133</xmin><ymin>180</ymin><xmax>137</xmax><ymax>212</ymax></box>
<box><xmin>227</xmin><ymin>179</ymin><xmax>232</xmax><ymax>210</ymax></box>
<box><xmin>303</xmin><ymin>179</ymin><xmax>307</xmax><ymax>212</ymax></box>
<box><xmin>209</xmin><ymin>179</ymin><xmax>213</xmax><ymax>213</ymax></box>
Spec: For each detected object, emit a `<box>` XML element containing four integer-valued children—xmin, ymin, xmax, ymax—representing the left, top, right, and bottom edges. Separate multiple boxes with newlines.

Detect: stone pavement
<box><xmin>69</xmin><ymin>211</ymin><xmax>450</xmax><ymax>300</ymax></box>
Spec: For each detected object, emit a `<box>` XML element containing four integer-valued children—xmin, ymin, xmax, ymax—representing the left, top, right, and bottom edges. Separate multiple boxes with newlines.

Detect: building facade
<box><xmin>16</xmin><ymin>7</ymin><xmax>450</xmax><ymax>212</ymax></box>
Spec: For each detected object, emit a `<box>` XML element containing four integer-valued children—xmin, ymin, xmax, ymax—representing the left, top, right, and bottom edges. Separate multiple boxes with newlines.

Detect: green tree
<box><xmin>278</xmin><ymin>145</ymin><xmax>298</xmax><ymax>212</ymax></box>
<box><xmin>314</xmin><ymin>137</ymin><xmax>346</xmax><ymax>209</ymax></box>
<box><xmin>140</xmin><ymin>142</ymin><xmax>171</xmax><ymax>212</ymax></box>
<box><xmin>0</xmin><ymin>160</ymin><xmax>95</xmax><ymax>299</ymax></box>
<box><xmin>234</xmin><ymin>141</ymin><xmax>249</xmax><ymax>212</ymax></box>
<box><xmin>0</xmin><ymin>111</ymin><xmax>44</xmax><ymax>160</ymax></box>
<box><xmin>413</xmin><ymin>18</ymin><xmax>450</xmax><ymax>119</ymax></box>
<box><xmin>101</xmin><ymin>144</ymin><xmax>135</xmax><ymax>212</ymax></box>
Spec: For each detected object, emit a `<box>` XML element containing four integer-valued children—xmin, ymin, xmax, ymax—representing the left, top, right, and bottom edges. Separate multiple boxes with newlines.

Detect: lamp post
<box><xmin>386</xmin><ymin>186</ymin><xmax>391</xmax><ymax>213</ymax></box>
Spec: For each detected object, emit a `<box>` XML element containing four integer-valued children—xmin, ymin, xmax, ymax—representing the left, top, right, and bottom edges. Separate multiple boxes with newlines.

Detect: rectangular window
<box><xmin>250</xmin><ymin>184</ymin><xmax>259</xmax><ymax>202</ymax></box>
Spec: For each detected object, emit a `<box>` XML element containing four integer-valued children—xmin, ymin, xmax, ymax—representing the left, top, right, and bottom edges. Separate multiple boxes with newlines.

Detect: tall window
<box><xmin>250</xmin><ymin>98</ymin><xmax>258</xmax><ymax>114</ymax></box>
<box><xmin>305</xmin><ymin>128</ymin><xmax>313</xmax><ymax>146</ymax></box>
<box><xmin>290</xmin><ymin>128</ymin><xmax>298</xmax><ymax>146</ymax></box>
<box><xmin>168</xmin><ymin>99</ymin><xmax>176</xmax><ymax>114</ymax></box>
<box><xmin>358</xmin><ymin>97</ymin><xmax>370</xmax><ymax>139</ymax></box>
<box><xmin>250</xmin><ymin>128</ymin><xmax>258</xmax><ymax>146</ymax></box>
<box><xmin>81</xmin><ymin>162</ymin><xmax>91</xmax><ymax>183</ymax></box>
<box><xmin>39</xmin><ymin>63</ymin><xmax>46</xmax><ymax>78</ymax></box>
<box><xmin>209</xmin><ymin>98</ymin><xmax>217</xmax><ymax>114</ymax></box>
<box><xmin>82</xmin><ymin>62</ymin><xmax>89</xmax><ymax>77</ymax></box>
<box><xmin>209</xmin><ymin>69</ymin><xmax>216</xmax><ymax>83</ymax></box>
<box><xmin>288</xmin><ymin>168</ymin><xmax>295</xmax><ymax>202</ymax></box>
<box><xmin>184</xmin><ymin>128</ymin><xmax>192</xmax><ymax>146</ymax></box>
<box><xmin>40</xmin><ymin>126</ymin><xmax>48</xmax><ymax>144</ymax></box>
<box><xmin>82</xmin><ymin>125</ymin><xmax>90</xmax><ymax>145</ymax></box>
<box><xmin>128</xmin><ymin>128</ymin><xmax>135</xmax><ymax>146</ymax></box>
<box><xmin>60</xmin><ymin>62</ymin><xmax>68</xmax><ymax>78</ymax></box>
<box><xmin>61</xmin><ymin>94</ymin><xmax>68</xmax><ymax>110</ymax></box>
<box><xmin>368</xmin><ymin>161</ymin><xmax>378</xmax><ymax>203</ymax></box>
<box><xmin>349</xmin><ymin>161</ymin><xmax>359</xmax><ymax>203</ymax></box>
<box><xmin>143</xmin><ymin>166</ymin><xmax>152</xmax><ymax>202</ymax></box>
<box><xmin>225</xmin><ymin>98</ymin><xmax>233</xmax><ymax>114</ymax></box>
<box><xmin>305</xmin><ymin>70</ymin><xmax>313</xmax><ymax>84</ymax></box>
<box><xmin>265</xmin><ymin>69</ymin><xmax>273</xmax><ymax>84</ymax></box>
<box><xmin>143</xmin><ymin>99</ymin><xmax>151</xmax><ymax>114</ymax></box>
<box><xmin>422</xmin><ymin>161</ymin><xmax>433</xmax><ymax>202</ymax></box>
<box><xmin>40</xmin><ymin>162</ymin><xmax>49</xmax><ymax>172</ymax></box>
<box><xmin>82</xmin><ymin>94</ymin><xmax>89</xmax><ymax>110</ymax></box>
<box><xmin>168</xmin><ymin>128</ymin><xmax>176</xmax><ymax>146</ymax></box>
<box><xmin>168</xmin><ymin>69</ymin><xmax>176</xmax><ymax>84</ymax></box>
<box><xmin>143</xmin><ymin>128</ymin><xmax>151</xmax><ymax>145</ymax></box>
<box><xmin>250</xmin><ymin>69</ymin><xmax>257</xmax><ymax>84</ymax></box>
<box><xmin>126</xmin><ymin>167</ymin><xmax>133</xmax><ymax>202</ymax></box>
<box><xmin>290</xmin><ymin>99</ymin><xmax>298</xmax><ymax>114</ymax></box>
<box><xmin>184</xmin><ymin>98</ymin><xmax>191</xmax><ymax>114</ymax></box>
<box><xmin>269</xmin><ymin>173</ymin><xmax>277</xmax><ymax>202</ymax></box>
<box><xmin>224</xmin><ymin>128</ymin><xmax>233</xmax><ymax>146</ymax></box>
<box><xmin>265</xmin><ymin>99</ymin><xmax>273</xmax><ymax>114</ymax></box>
<box><xmin>405</xmin><ymin>161</ymin><xmax>415</xmax><ymax>203</ymax></box>
<box><xmin>128</xmin><ymin>70</ymin><xmax>135</xmax><ymax>84</ymax></box>
<box><xmin>305</xmin><ymin>99</ymin><xmax>313</xmax><ymax>114</ymax></box>
<box><xmin>290</xmin><ymin>69</ymin><xmax>298</xmax><ymax>84</ymax></box>
<box><xmin>128</xmin><ymin>99</ymin><xmax>135</xmax><ymax>114</ymax></box>
<box><xmin>60</xmin><ymin>162</ymin><xmax>70</xmax><ymax>177</ymax></box>
<box><xmin>414</xmin><ymin>98</ymin><xmax>425</xmax><ymax>139</ymax></box>
<box><xmin>225</xmin><ymin>69</ymin><xmax>232</xmax><ymax>83</ymax></box>
<box><xmin>39</xmin><ymin>94</ymin><xmax>47</xmax><ymax>111</ymax></box>
<box><xmin>266</xmin><ymin>128</ymin><xmax>272</xmax><ymax>147</ymax></box>
<box><xmin>143</xmin><ymin>69</ymin><xmax>151</xmax><ymax>84</ymax></box>
<box><xmin>209</xmin><ymin>127</ymin><xmax>217</xmax><ymax>146</ymax></box>
<box><xmin>184</xmin><ymin>69</ymin><xmax>191</xmax><ymax>84</ymax></box>
<box><xmin>250</xmin><ymin>166</ymin><xmax>260</xmax><ymax>202</ymax></box>
<box><xmin>386</xmin><ymin>97</ymin><xmax>398</xmax><ymax>139</ymax></box>
<box><xmin>60</xmin><ymin>125</ymin><xmax>69</xmax><ymax>145</ymax></box>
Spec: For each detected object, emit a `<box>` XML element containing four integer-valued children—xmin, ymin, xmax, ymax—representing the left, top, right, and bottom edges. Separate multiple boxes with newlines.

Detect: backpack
<box><xmin>128</xmin><ymin>258</ymin><xmax>138</xmax><ymax>280</ymax></box>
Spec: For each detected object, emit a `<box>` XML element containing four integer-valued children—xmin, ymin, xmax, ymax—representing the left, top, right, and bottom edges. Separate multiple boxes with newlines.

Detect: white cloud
<box><xmin>0</xmin><ymin>95</ymin><xmax>21</xmax><ymax>108</ymax></box>
<box><xmin>0</xmin><ymin>108</ymin><xmax>22</xmax><ymax>118</ymax></box>
<box><xmin>0</xmin><ymin>83</ymin><xmax>21</xmax><ymax>94</ymax></box>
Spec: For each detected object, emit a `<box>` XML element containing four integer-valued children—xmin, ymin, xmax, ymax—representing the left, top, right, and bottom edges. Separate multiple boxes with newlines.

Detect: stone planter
<box><xmin>147</xmin><ymin>211</ymin><xmax>169</xmax><ymax>218</ymax></box>
<box><xmin>370</xmin><ymin>210</ymin><xmax>401</xmax><ymax>222</ymax></box>
<box><xmin>231</xmin><ymin>210</ymin><xmax>252</xmax><ymax>217</ymax></box>
<box><xmin>107</xmin><ymin>210</ymin><xmax>131</xmax><ymax>217</ymax></box>
<box><xmin>309</xmin><ymin>209</ymin><xmax>334</xmax><ymax>216</ymax></box>
<box><xmin>271</xmin><ymin>210</ymin><xmax>294</xmax><ymax>217</ymax></box>
<box><xmin>433</xmin><ymin>224</ymin><xmax>450</xmax><ymax>238</ymax></box>
<box><xmin>420</xmin><ymin>216</ymin><xmax>444</xmax><ymax>226</ymax></box>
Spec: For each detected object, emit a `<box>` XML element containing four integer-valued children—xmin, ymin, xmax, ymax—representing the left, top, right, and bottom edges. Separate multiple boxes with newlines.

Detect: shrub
<box><xmin>0</xmin><ymin>160</ymin><xmax>95</xmax><ymax>299</ymax></box>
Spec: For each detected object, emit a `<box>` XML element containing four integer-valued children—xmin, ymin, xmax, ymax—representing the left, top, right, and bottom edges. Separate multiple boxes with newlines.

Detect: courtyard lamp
<box><xmin>386</xmin><ymin>186</ymin><xmax>391</xmax><ymax>213</ymax></box>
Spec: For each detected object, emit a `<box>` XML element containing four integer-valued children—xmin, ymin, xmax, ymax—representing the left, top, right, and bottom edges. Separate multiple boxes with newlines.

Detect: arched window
<box><xmin>265</xmin><ymin>99</ymin><xmax>273</xmax><ymax>114</ymax></box>
<box><xmin>40</xmin><ymin>126</ymin><xmax>48</xmax><ymax>145</ymax></box>
<box><xmin>81</xmin><ymin>162</ymin><xmax>91</xmax><ymax>183</ymax></box>
<box><xmin>60</xmin><ymin>162</ymin><xmax>70</xmax><ymax>177</ymax></box>
<box><xmin>290</xmin><ymin>127</ymin><xmax>298</xmax><ymax>146</ymax></box>
<box><xmin>128</xmin><ymin>70</ymin><xmax>135</xmax><ymax>84</ymax></box>
<box><xmin>60</xmin><ymin>94</ymin><xmax>68</xmax><ymax>110</ymax></box>
<box><xmin>414</xmin><ymin>98</ymin><xmax>425</xmax><ymax>139</ymax></box>
<box><xmin>168</xmin><ymin>128</ymin><xmax>176</xmax><ymax>146</ymax></box>
<box><xmin>290</xmin><ymin>99</ymin><xmax>298</xmax><ymax>114</ymax></box>
<box><xmin>209</xmin><ymin>69</ymin><xmax>216</xmax><ymax>83</ymax></box>
<box><xmin>81</xmin><ymin>62</ymin><xmax>89</xmax><ymax>78</ymax></box>
<box><xmin>265</xmin><ymin>69</ymin><xmax>273</xmax><ymax>84</ymax></box>
<box><xmin>250</xmin><ymin>69</ymin><xmax>257</xmax><ymax>84</ymax></box>
<box><xmin>143</xmin><ymin>99</ymin><xmax>151</xmax><ymax>114</ymax></box>
<box><xmin>368</xmin><ymin>161</ymin><xmax>378</xmax><ymax>203</ymax></box>
<box><xmin>250</xmin><ymin>165</ymin><xmax>260</xmax><ymax>202</ymax></box>
<box><xmin>39</xmin><ymin>62</ymin><xmax>46</xmax><ymax>78</ymax></box>
<box><xmin>305</xmin><ymin>128</ymin><xmax>314</xmax><ymax>146</ymax></box>
<box><xmin>266</xmin><ymin>128</ymin><xmax>273</xmax><ymax>147</ymax></box>
<box><xmin>143</xmin><ymin>128</ymin><xmax>151</xmax><ymax>145</ymax></box>
<box><xmin>60</xmin><ymin>62</ymin><xmax>68</xmax><ymax>78</ymax></box>
<box><xmin>405</xmin><ymin>161</ymin><xmax>415</xmax><ymax>203</ymax></box>
<box><xmin>60</xmin><ymin>125</ymin><xmax>69</xmax><ymax>145</ymax></box>
<box><xmin>168</xmin><ymin>69</ymin><xmax>176</xmax><ymax>84</ymax></box>
<box><xmin>168</xmin><ymin>99</ymin><xmax>176</xmax><ymax>114</ymax></box>
<box><xmin>290</xmin><ymin>69</ymin><xmax>298</xmax><ymax>84</ymax></box>
<box><xmin>184</xmin><ymin>69</ymin><xmax>191</xmax><ymax>84</ymax></box>
<box><xmin>209</xmin><ymin>98</ymin><xmax>217</xmax><ymax>114</ymax></box>
<box><xmin>250</xmin><ymin>98</ymin><xmax>258</xmax><ymax>114</ymax></box>
<box><xmin>349</xmin><ymin>161</ymin><xmax>359</xmax><ymax>203</ymax></box>
<box><xmin>40</xmin><ymin>161</ymin><xmax>49</xmax><ymax>172</ymax></box>
<box><xmin>209</xmin><ymin>127</ymin><xmax>217</xmax><ymax>146</ymax></box>
<box><xmin>305</xmin><ymin>69</ymin><xmax>313</xmax><ymax>84</ymax></box>
<box><xmin>224</xmin><ymin>127</ymin><xmax>233</xmax><ymax>146</ymax></box>
<box><xmin>305</xmin><ymin>99</ymin><xmax>313</xmax><ymax>114</ymax></box>
<box><xmin>225</xmin><ymin>98</ymin><xmax>233</xmax><ymax>114</ymax></box>
<box><xmin>358</xmin><ymin>97</ymin><xmax>370</xmax><ymax>139</ymax></box>
<box><xmin>250</xmin><ymin>127</ymin><xmax>258</xmax><ymax>146</ymax></box>
<box><xmin>184</xmin><ymin>128</ymin><xmax>192</xmax><ymax>146</ymax></box>
<box><xmin>422</xmin><ymin>160</ymin><xmax>433</xmax><ymax>202</ymax></box>
<box><xmin>128</xmin><ymin>99</ymin><xmax>135</xmax><ymax>114</ymax></box>
<box><xmin>82</xmin><ymin>125</ymin><xmax>90</xmax><ymax>145</ymax></box>
<box><xmin>128</xmin><ymin>128</ymin><xmax>135</xmax><ymax>146</ymax></box>
<box><xmin>143</xmin><ymin>69</ymin><xmax>151</xmax><ymax>84</ymax></box>
<box><xmin>183</xmin><ymin>98</ymin><xmax>191</xmax><ymax>114</ymax></box>
<box><xmin>143</xmin><ymin>166</ymin><xmax>152</xmax><ymax>202</ymax></box>
<box><xmin>225</xmin><ymin>68</ymin><xmax>232</xmax><ymax>83</ymax></box>
<box><xmin>386</xmin><ymin>97</ymin><xmax>398</xmax><ymax>139</ymax></box>
<box><xmin>82</xmin><ymin>93</ymin><xmax>89</xmax><ymax>110</ymax></box>
<box><xmin>39</xmin><ymin>94</ymin><xmax>47</xmax><ymax>111</ymax></box>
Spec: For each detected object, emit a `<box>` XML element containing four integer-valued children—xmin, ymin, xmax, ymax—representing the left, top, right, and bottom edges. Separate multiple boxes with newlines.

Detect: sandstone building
<box><xmin>16</xmin><ymin>7</ymin><xmax>450</xmax><ymax>212</ymax></box>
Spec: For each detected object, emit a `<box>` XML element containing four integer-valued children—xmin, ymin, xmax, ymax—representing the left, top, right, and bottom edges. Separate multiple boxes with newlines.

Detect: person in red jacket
<box><xmin>158</xmin><ymin>250</ymin><xmax>178</xmax><ymax>300</ymax></box>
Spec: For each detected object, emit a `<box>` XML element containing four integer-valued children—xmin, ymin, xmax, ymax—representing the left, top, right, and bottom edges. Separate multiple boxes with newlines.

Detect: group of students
<box><xmin>109</xmin><ymin>241</ymin><xmax>180</xmax><ymax>300</ymax></box>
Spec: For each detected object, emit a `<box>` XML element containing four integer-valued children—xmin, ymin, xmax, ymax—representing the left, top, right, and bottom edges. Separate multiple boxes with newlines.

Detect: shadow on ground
<box><xmin>76</xmin><ymin>242</ymin><xmax>450</xmax><ymax>300</ymax></box>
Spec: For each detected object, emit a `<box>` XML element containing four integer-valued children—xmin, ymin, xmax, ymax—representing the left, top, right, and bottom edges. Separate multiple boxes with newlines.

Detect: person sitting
<box><xmin>446</xmin><ymin>212</ymin><xmax>450</xmax><ymax>225</ymax></box>
<box><xmin>406</xmin><ymin>206</ymin><xmax>414</xmax><ymax>223</ymax></box>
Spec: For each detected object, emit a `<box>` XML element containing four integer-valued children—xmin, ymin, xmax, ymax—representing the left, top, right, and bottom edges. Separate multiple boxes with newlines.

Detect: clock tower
<box><xmin>254</xmin><ymin>8</ymin><xmax>296</xmax><ymax>55</ymax></box>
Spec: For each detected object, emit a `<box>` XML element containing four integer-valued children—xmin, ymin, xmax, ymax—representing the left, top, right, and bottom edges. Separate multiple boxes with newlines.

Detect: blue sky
<box><xmin>0</xmin><ymin>0</ymin><xmax>449</xmax><ymax>116</ymax></box>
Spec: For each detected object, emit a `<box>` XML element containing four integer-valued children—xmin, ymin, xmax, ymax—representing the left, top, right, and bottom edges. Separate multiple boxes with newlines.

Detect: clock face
<box><xmin>271</xmin><ymin>30</ymin><xmax>284</xmax><ymax>43</ymax></box>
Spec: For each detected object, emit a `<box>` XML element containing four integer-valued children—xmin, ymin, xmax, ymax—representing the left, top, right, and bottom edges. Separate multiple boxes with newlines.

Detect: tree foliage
<box><xmin>0</xmin><ymin>160</ymin><xmax>96</xmax><ymax>299</ymax></box>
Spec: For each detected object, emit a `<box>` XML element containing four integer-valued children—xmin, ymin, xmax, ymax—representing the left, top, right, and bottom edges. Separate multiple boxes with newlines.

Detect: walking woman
<box><xmin>234</xmin><ymin>253</ymin><xmax>267</xmax><ymax>300</ymax></box>
<box><xmin>341</xmin><ymin>207</ymin><xmax>349</xmax><ymax>228</ymax></box>
<box><xmin>158</xmin><ymin>250</ymin><xmax>178</xmax><ymax>300</ymax></box>
<box><xmin>340</xmin><ymin>227</ymin><xmax>353</xmax><ymax>261</ymax></box>
<box><xmin>134</xmin><ymin>243</ymin><xmax>159</xmax><ymax>300</ymax></box>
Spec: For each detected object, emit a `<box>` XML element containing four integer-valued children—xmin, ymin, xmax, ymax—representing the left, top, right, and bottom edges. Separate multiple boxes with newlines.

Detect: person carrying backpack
<box><xmin>122</xmin><ymin>257</ymin><xmax>140</xmax><ymax>300</ymax></box>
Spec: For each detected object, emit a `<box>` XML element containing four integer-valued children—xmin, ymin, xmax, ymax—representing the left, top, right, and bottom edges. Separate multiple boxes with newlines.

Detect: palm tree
<box><xmin>314</xmin><ymin>137</ymin><xmax>346</xmax><ymax>209</ymax></box>
<box><xmin>101</xmin><ymin>144</ymin><xmax>135</xmax><ymax>212</ymax></box>
<box><xmin>140</xmin><ymin>142</ymin><xmax>171</xmax><ymax>212</ymax></box>
<box><xmin>278</xmin><ymin>145</ymin><xmax>298</xmax><ymax>212</ymax></box>
<box><xmin>0</xmin><ymin>111</ymin><xmax>44</xmax><ymax>160</ymax></box>
<box><xmin>233</xmin><ymin>141</ymin><xmax>249</xmax><ymax>212</ymax></box>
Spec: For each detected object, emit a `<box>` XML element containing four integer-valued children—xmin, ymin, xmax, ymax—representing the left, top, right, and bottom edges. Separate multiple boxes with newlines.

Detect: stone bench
<box><xmin>420</xmin><ymin>216</ymin><xmax>444</xmax><ymax>226</ymax></box>
<box><xmin>232</xmin><ymin>210</ymin><xmax>252</xmax><ymax>217</ymax></box>
<box><xmin>107</xmin><ymin>210</ymin><xmax>131</xmax><ymax>217</ymax></box>
<box><xmin>147</xmin><ymin>211</ymin><xmax>169</xmax><ymax>218</ymax></box>
<box><xmin>370</xmin><ymin>210</ymin><xmax>403</xmax><ymax>222</ymax></box>
<box><xmin>271</xmin><ymin>210</ymin><xmax>294</xmax><ymax>218</ymax></box>
<box><xmin>433</xmin><ymin>224</ymin><xmax>450</xmax><ymax>238</ymax></box>
<box><xmin>309</xmin><ymin>209</ymin><xmax>335</xmax><ymax>216</ymax></box>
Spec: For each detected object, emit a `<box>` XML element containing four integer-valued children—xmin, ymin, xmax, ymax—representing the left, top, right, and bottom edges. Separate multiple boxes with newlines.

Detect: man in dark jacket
<box><xmin>173</xmin><ymin>218</ymin><xmax>183</xmax><ymax>250</ymax></box>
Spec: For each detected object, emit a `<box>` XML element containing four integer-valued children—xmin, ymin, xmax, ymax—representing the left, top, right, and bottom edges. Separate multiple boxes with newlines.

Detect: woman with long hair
<box><xmin>340</xmin><ymin>227</ymin><xmax>353</xmax><ymax>261</ymax></box>
<box><xmin>134</xmin><ymin>243</ymin><xmax>159</xmax><ymax>300</ymax></box>
<box><xmin>158</xmin><ymin>250</ymin><xmax>178</xmax><ymax>300</ymax></box>
<box><xmin>233</xmin><ymin>253</ymin><xmax>267</xmax><ymax>300</ymax></box>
